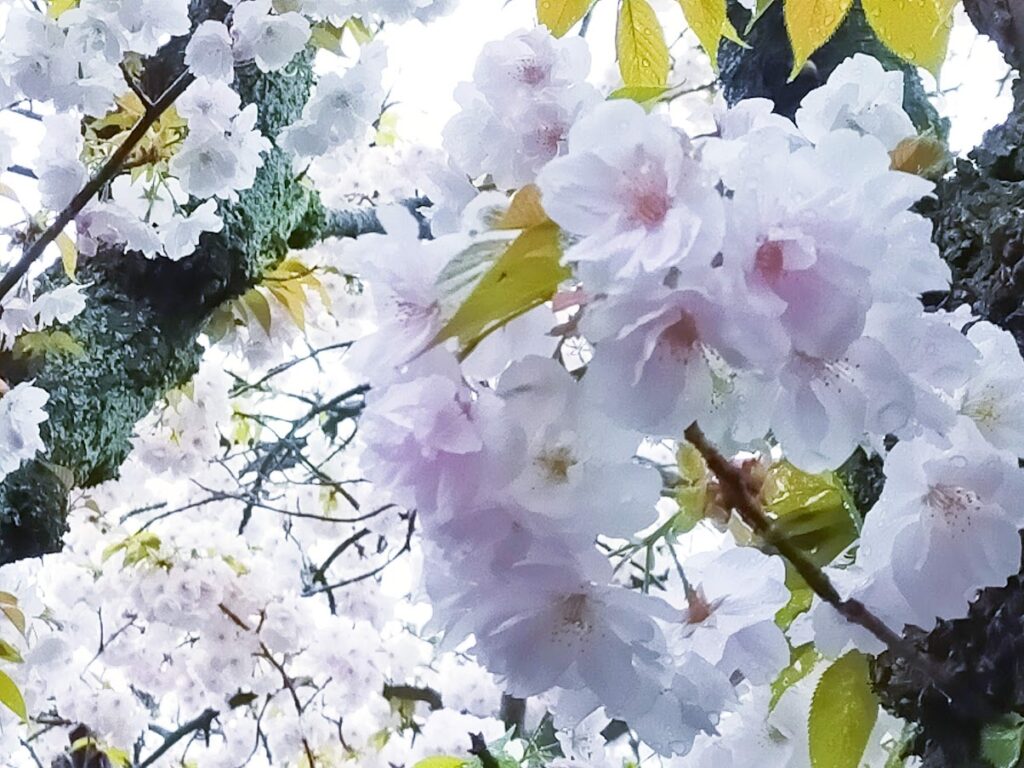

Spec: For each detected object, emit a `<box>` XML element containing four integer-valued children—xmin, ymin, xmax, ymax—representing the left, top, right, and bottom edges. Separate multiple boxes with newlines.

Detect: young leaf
<box><xmin>241</xmin><ymin>289</ymin><xmax>273</xmax><ymax>336</ymax></box>
<box><xmin>432</xmin><ymin>222</ymin><xmax>569</xmax><ymax>358</ymax></box>
<box><xmin>784</xmin><ymin>0</ymin><xmax>854</xmax><ymax>79</ymax></box>
<box><xmin>861</xmin><ymin>0</ymin><xmax>953</xmax><ymax>74</ymax></box>
<box><xmin>981</xmin><ymin>715</ymin><xmax>1024</xmax><ymax>768</ymax></box>
<box><xmin>0</xmin><ymin>670</ymin><xmax>27</xmax><ymax>722</ymax></box>
<box><xmin>495</xmin><ymin>185</ymin><xmax>550</xmax><ymax>231</ymax></box>
<box><xmin>538</xmin><ymin>0</ymin><xmax>592</xmax><ymax>37</ymax></box>
<box><xmin>677</xmin><ymin>0</ymin><xmax>728</xmax><ymax>65</ymax></box>
<box><xmin>809</xmin><ymin>651</ymin><xmax>879</xmax><ymax>768</ymax></box>
<box><xmin>889</xmin><ymin>134</ymin><xmax>951</xmax><ymax>180</ymax></box>
<box><xmin>413</xmin><ymin>758</ymin><xmax>465</xmax><ymax>768</ymax></box>
<box><xmin>1</xmin><ymin>606</ymin><xmax>25</xmax><ymax>636</ymax></box>
<box><xmin>771</xmin><ymin>642</ymin><xmax>820</xmax><ymax>709</ymax></box>
<box><xmin>617</xmin><ymin>0</ymin><xmax>670</xmax><ymax>87</ymax></box>
<box><xmin>0</xmin><ymin>641</ymin><xmax>23</xmax><ymax>664</ymax></box>
<box><xmin>56</xmin><ymin>233</ymin><xmax>77</xmax><ymax>284</ymax></box>
<box><xmin>608</xmin><ymin>84</ymin><xmax>669</xmax><ymax>108</ymax></box>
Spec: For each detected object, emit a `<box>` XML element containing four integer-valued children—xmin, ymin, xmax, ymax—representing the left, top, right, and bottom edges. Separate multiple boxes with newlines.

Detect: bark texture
<box><xmin>0</xmin><ymin>3</ymin><xmax>331</xmax><ymax>562</ymax></box>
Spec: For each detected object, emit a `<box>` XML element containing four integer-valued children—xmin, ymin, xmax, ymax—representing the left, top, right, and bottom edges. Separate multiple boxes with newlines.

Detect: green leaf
<box><xmin>0</xmin><ymin>669</ymin><xmax>27</xmax><ymax>722</ymax></box>
<box><xmin>435</xmin><ymin>236</ymin><xmax>517</xmax><ymax>309</ymax></box>
<box><xmin>12</xmin><ymin>330</ymin><xmax>85</xmax><ymax>360</ymax></box>
<box><xmin>102</xmin><ymin>531</ymin><xmax>164</xmax><ymax>568</ymax></box>
<box><xmin>608</xmin><ymin>85</ymin><xmax>669</xmax><ymax>108</ymax></box>
<box><xmin>981</xmin><ymin>715</ymin><xmax>1024</xmax><ymax>768</ymax></box>
<box><xmin>861</xmin><ymin>0</ymin><xmax>954</xmax><ymax>74</ymax></box>
<box><xmin>784</xmin><ymin>0</ymin><xmax>854</xmax><ymax>79</ymax></box>
<box><xmin>344</xmin><ymin>17</ymin><xmax>374</xmax><ymax>44</ymax></box>
<box><xmin>771</xmin><ymin>642</ymin><xmax>820</xmax><ymax>709</ymax></box>
<box><xmin>495</xmin><ymin>185</ymin><xmax>550</xmax><ymax>231</ymax></box>
<box><xmin>809</xmin><ymin>651</ymin><xmax>879</xmax><ymax>768</ymax></box>
<box><xmin>413</xmin><ymin>758</ymin><xmax>466</xmax><ymax>768</ymax></box>
<box><xmin>57</xmin><ymin>231</ymin><xmax>77</xmax><ymax>282</ymax></box>
<box><xmin>617</xmin><ymin>0</ymin><xmax>671</xmax><ymax>87</ymax></box>
<box><xmin>776</xmin><ymin>561</ymin><xmax>815</xmax><ymax>629</ymax></box>
<box><xmin>765</xmin><ymin>461</ymin><xmax>861</xmax><ymax>567</ymax></box>
<box><xmin>310</xmin><ymin>21</ymin><xmax>345</xmax><ymax>53</ymax></box>
<box><xmin>538</xmin><ymin>0</ymin><xmax>592</xmax><ymax>37</ymax></box>
<box><xmin>432</xmin><ymin>222</ymin><xmax>569</xmax><ymax>358</ymax></box>
<box><xmin>0</xmin><ymin>640</ymin><xmax>22</xmax><ymax>664</ymax></box>
<box><xmin>1</xmin><ymin>606</ymin><xmax>25</xmax><ymax>636</ymax></box>
<box><xmin>241</xmin><ymin>289</ymin><xmax>273</xmax><ymax>336</ymax></box>
<box><xmin>677</xmin><ymin>0</ymin><xmax>728</xmax><ymax>66</ymax></box>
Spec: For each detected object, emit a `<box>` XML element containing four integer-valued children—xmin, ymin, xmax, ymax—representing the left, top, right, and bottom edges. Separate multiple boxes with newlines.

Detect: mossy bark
<box><xmin>0</xmin><ymin>8</ymin><xmax>326</xmax><ymax>562</ymax></box>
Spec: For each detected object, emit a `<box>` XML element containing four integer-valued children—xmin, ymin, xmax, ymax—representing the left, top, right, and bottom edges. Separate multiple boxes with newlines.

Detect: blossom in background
<box><xmin>279</xmin><ymin>42</ymin><xmax>387</xmax><ymax>163</ymax></box>
<box><xmin>185</xmin><ymin>20</ymin><xmax>235</xmax><ymax>81</ymax></box>
<box><xmin>0</xmin><ymin>383</ymin><xmax>50</xmax><ymax>482</ymax></box>
<box><xmin>444</xmin><ymin>26</ymin><xmax>599</xmax><ymax>189</ymax></box>
<box><xmin>231</xmin><ymin>0</ymin><xmax>311</xmax><ymax>72</ymax></box>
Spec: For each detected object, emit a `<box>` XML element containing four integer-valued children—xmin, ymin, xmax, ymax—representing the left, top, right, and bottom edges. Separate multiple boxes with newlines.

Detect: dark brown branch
<box><xmin>683</xmin><ymin>422</ymin><xmax>999</xmax><ymax>721</ymax></box>
<box><xmin>136</xmin><ymin>709</ymin><xmax>219</xmax><ymax>768</ymax></box>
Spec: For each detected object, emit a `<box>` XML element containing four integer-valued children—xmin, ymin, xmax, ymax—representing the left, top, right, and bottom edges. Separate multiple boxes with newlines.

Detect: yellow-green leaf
<box><xmin>12</xmin><ymin>330</ymin><xmax>85</xmax><ymax>360</ymax></box>
<box><xmin>0</xmin><ymin>640</ymin><xmax>23</xmax><ymax>664</ymax></box>
<box><xmin>677</xmin><ymin>0</ymin><xmax>728</xmax><ymax>65</ymax></box>
<box><xmin>0</xmin><ymin>670</ymin><xmax>27</xmax><ymax>722</ymax></box>
<box><xmin>538</xmin><ymin>0</ymin><xmax>591</xmax><ymax>37</ymax></box>
<box><xmin>46</xmin><ymin>0</ymin><xmax>78</xmax><ymax>18</ymax></box>
<box><xmin>617</xmin><ymin>0</ymin><xmax>670</xmax><ymax>88</ymax></box>
<box><xmin>310</xmin><ymin>21</ymin><xmax>345</xmax><ymax>53</ymax></box>
<box><xmin>0</xmin><ymin>593</ymin><xmax>17</xmax><ymax>607</ymax></box>
<box><xmin>241</xmin><ymin>289</ymin><xmax>273</xmax><ymax>336</ymax></box>
<box><xmin>765</xmin><ymin>461</ymin><xmax>861</xmax><ymax>567</ymax></box>
<box><xmin>495</xmin><ymin>185</ymin><xmax>550</xmax><ymax>231</ymax></box>
<box><xmin>771</xmin><ymin>642</ymin><xmax>820</xmax><ymax>709</ymax></box>
<box><xmin>608</xmin><ymin>85</ymin><xmax>669</xmax><ymax>108</ymax></box>
<box><xmin>433</xmin><ymin>222</ymin><xmax>569</xmax><ymax>358</ymax></box>
<box><xmin>344</xmin><ymin>17</ymin><xmax>374</xmax><ymax>44</ymax></box>
<box><xmin>809</xmin><ymin>651</ymin><xmax>879</xmax><ymax>768</ymax></box>
<box><xmin>861</xmin><ymin>0</ymin><xmax>952</xmax><ymax>74</ymax></box>
<box><xmin>1</xmin><ymin>606</ymin><xmax>25</xmax><ymax>636</ymax></box>
<box><xmin>784</xmin><ymin>0</ymin><xmax>854</xmax><ymax>79</ymax></box>
<box><xmin>889</xmin><ymin>134</ymin><xmax>951</xmax><ymax>180</ymax></box>
<box><xmin>413</xmin><ymin>758</ymin><xmax>465</xmax><ymax>768</ymax></box>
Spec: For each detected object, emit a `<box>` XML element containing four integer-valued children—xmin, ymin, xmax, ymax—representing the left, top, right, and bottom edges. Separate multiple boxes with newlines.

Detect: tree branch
<box><xmin>137</xmin><ymin>709</ymin><xmax>219</xmax><ymax>768</ymax></box>
<box><xmin>683</xmin><ymin>422</ymin><xmax>999</xmax><ymax>721</ymax></box>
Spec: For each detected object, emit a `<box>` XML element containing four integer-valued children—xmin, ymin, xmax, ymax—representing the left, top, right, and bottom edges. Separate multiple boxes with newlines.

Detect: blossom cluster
<box><xmin>352</xmin><ymin>33</ymin><xmax>1024</xmax><ymax>761</ymax></box>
